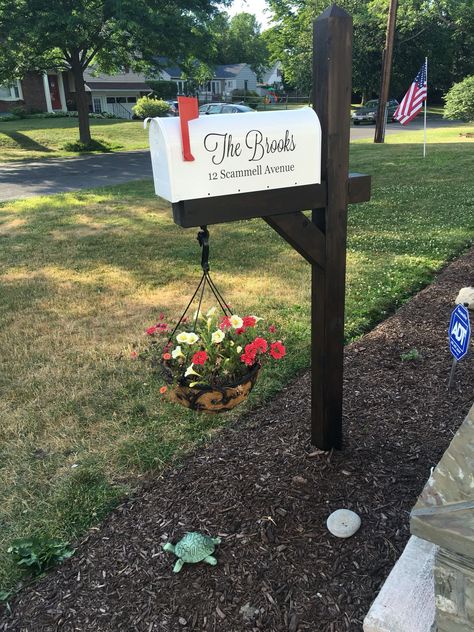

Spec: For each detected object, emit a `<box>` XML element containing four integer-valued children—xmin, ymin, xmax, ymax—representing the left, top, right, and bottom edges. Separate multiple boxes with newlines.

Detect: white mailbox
<box><xmin>147</xmin><ymin>107</ymin><xmax>321</xmax><ymax>203</ymax></box>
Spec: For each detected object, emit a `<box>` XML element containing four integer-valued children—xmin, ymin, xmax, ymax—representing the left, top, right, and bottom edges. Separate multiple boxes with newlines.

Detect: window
<box><xmin>93</xmin><ymin>97</ymin><xmax>102</xmax><ymax>113</ymax></box>
<box><xmin>127</xmin><ymin>96</ymin><xmax>136</xmax><ymax>103</ymax></box>
<box><xmin>244</xmin><ymin>80</ymin><xmax>248</xmax><ymax>92</ymax></box>
<box><xmin>116</xmin><ymin>96</ymin><xmax>126</xmax><ymax>103</ymax></box>
<box><xmin>176</xmin><ymin>80</ymin><xmax>186</xmax><ymax>94</ymax></box>
<box><xmin>0</xmin><ymin>81</ymin><xmax>21</xmax><ymax>101</ymax></box>
<box><xmin>222</xmin><ymin>105</ymin><xmax>234</xmax><ymax>113</ymax></box>
<box><xmin>106</xmin><ymin>97</ymin><xmax>116</xmax><ymax>104</ymax></box>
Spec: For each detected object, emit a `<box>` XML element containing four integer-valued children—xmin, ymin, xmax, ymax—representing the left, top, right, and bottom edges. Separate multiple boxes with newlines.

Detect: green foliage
<box><xmin>0</xmin><ymin>0</ymin><xmax>229</xmax><ymax>143</ymax></box>
<box><xmin>179</xmin><ymin>59</ymin><xmax>214</xmax><ymax>96</ymax></box>
<box><xmin>444</xmin><ymin>76</ymin><xmax>474</xmax><ymax>122</ymax></box>
<box><xmin>7</xmin><ymin>537</ymin><xmax>74</xmax><ymax>576</ymax></box>
<box><xmin>147</xmin><ymin>80</ymin><xmax>177</xmax><ymax>100</ymax></box>
<box><xmin>10</xmin><ymin>106</ymin><xmax>28</xmax><ymax>118</ymax></box>
<box><xmin>132</xmin><ymin>96</ymin><xmax>170</xmax><ymax>119</ymax></box>
<box><xmin>265</xmin><ymin>0</ymin><xmax>474</xmax><ymax>98</ymax></box>
<box><xmin>231</xmin><ymin>89</ymin><xmax>262</xmax><ymax>108</ymax></box>
<box><xmin>62</xmin><ymin>138</ymin><xmax>114</xmax><ymax>152</ymax></box>
<box><xmin>400</xmin><ymin>348</ymin><xmax>421</xmax><ymax>361</ymax></box>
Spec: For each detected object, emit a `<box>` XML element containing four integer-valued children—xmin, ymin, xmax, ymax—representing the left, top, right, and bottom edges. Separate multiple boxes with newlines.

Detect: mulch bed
<box><xmin>2</xmin><ymin>249</ymin><xmax>474</xmax><ymax>632</ymax></box>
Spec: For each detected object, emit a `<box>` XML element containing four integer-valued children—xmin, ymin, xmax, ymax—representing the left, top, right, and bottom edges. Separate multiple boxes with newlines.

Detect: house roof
<box><xmin>213</xmin><ymin>64</ymin><xmax>248</xmax><ymax>78</ymax></box>
<box><xmin>85</xmin><ymin>81</ymin><xmax>149</xmax><ymax>91</ymax></box>
<box><xmin>156</xmin><ymin>58</ymin><xmax>250</xmax><ymax>80</ymax></box>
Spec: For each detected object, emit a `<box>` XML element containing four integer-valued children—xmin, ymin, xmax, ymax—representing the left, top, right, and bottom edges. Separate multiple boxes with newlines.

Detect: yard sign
<box><xmin>148</xmin><ymin>4</ymin><xmax>371</xmax><ymax>450</ymax></box>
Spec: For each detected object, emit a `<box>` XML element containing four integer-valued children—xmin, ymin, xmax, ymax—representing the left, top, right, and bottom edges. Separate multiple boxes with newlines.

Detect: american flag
<box><xmin>394</xmin><ymin>61</ymin><xmax>427</xmax><ymax>125</ymax></box>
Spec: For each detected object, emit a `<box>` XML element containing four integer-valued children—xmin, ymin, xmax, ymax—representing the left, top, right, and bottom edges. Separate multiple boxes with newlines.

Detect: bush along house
<box><xmin>0</xmin><ymin>62</ymin><xmax>283</xmax><ymax>118</ymax></box>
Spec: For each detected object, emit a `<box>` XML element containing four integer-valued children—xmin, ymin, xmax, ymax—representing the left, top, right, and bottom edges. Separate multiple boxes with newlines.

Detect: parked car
<box><xmin>351</xmin><ymin>99</ymin><xmax>399</xmax><ymax>125</ymax></box>
<box><xmin>165</xmin><ymin>100</ymin><xmax>179</xmax><ymax>116</ymax></box>
<box><xmin>199</xmin><ymin>103</ymin><xmax>255</xmax><ymax>115</ymax></box>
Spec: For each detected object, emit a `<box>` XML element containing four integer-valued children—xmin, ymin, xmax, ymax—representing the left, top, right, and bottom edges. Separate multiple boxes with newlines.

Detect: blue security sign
<box><xmin>449</xmin><ymin>304</ymin><xmax>471</xmax><ymax>361</ymax></box>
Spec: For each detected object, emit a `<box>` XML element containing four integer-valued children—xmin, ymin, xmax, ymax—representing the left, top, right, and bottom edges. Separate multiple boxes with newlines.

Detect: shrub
<box><xmin>8</xmin><ymin>537</ymin><xmax>74</xmax><ymax>576</ymax></box>
<box><xmin>0</xmin><ymin>113</ymin><xmax>19</xmax><ymax>122</ymax></box>
<box><xmin>443</xmin><ymin>76</ymin><xmax>474</xmax><ymax>122</ymax></box>
<box><xmin>231</xmin><ymin>89</ymin><xmax>262</xmax><ymax>109</ymax></box>
<box><xmin>132</xmin><ymin>96</ymin><xmax>170</xmax><ymax>119</ymax></box>
<box><xmin>62</xmin><ymin>138</ymin><xmax>114</xmax><ymax>152</ymax></box>
<box><xmin>147</xmin><ymin>80</ymin><xmax>177</xmax><ymax>100</ymax></box>
<box><xmin>10</xmin><ymin>105</ymin><xmax>28</xmax><ymax>118</ymax></box>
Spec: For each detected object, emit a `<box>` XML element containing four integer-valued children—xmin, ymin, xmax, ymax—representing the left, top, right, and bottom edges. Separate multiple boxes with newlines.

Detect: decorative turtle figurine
<box><xmin>162</xmin><ymin>532</ymin><xmax>221</xmax><ymax>573</ymax></box>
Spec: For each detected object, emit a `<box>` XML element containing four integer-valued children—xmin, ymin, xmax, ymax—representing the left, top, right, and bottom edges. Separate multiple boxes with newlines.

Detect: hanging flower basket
<box><xmin>164</xmin><ymin>362</ymin><xmax>260</xmax><ymax>413</ymax></box>
<box><xmin>133</xmin><ymin>227</ymin><xmax>286</xmax><ymax>413</ymax></box>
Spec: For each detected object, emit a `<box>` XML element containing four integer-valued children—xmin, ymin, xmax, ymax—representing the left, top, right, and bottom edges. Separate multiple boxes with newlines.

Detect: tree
<box><xmin>264</xmin><ymin>0</ymin><xmax>474</xmax><ymax>101</ymax></box>
<box><xmin>0</xmin><ymin>0</ymin><xmax>229</xmax><ymax>144</ymax></box>
<box><xmin>444</xmin><ymin>75</ymin><xmax>474</xmax><ymax>121</ymax></box>
<box><xmin>206</xmin><ymin>12</ymin><xmax>269</xmax><ymax>78</ymax></box>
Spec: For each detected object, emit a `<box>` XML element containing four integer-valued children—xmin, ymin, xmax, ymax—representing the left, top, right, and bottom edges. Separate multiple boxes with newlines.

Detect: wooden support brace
<box><xmin>263</xmin><ymin>212</ymin><xmax>325</xmax><ymax>269</ymax></box>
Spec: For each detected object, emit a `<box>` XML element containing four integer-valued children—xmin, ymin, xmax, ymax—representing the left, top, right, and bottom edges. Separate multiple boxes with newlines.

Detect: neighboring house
<box><xmin>257</xmin><ymin>61</ymin><xmax>283</xmax><ymax>93</ymax></box>
<box><xmin>158</xmin><ymin>61</ymin><xmax>259</xmax><ymax>98</ymax></box>
<box><xmin>0</xmin><ymin>61</ymin><xmax>283</xmax><ymax>118</ymax></box>
<box><xmin>0</xmin><ymin>72</ymin><xmax>68</xmax><ymax>113</ymax></box>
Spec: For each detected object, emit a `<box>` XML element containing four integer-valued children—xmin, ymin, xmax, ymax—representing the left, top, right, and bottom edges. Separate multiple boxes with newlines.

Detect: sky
<box><xmin>226</xmin><ymin>0</ymin><xmax>272</xmax><ymax>30</ymax></box>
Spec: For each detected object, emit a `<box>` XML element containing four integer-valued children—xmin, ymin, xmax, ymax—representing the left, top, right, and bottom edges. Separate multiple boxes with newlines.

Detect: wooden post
<box><xmin>312</xmin><ymin>5</ymin><xmax>353</xmax><ymax>449</ymax></box>
<box><xmin>374</xmin><ymin>0</ymin><xmax>398</xmax><ymax>143</ymax></box>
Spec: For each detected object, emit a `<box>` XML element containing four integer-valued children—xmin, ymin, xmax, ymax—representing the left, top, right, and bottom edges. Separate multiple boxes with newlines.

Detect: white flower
<box><xmin>211</xmin><ymin>330</ymin><xmax>225</xmax><ymax>344</ymax></box>
<box><xmin>186</xmin><ymin>332</ymin><xmax>199</xmax><ymax>345</ymax></box>
<box><xmin>230</xmin><ymin>315</ymin><xmax>243</xmax><ymax>329</ymax></box>
<box><xmin>184</xmin><ymin>364</ymin><xmax>201</xmax><ymax>377</ymax></box>
<box><xmin>171</xmin><ymin>345</ymin><xmax>185</xmax><ymax>359</ymax></box>
<box><xmin>236</xmin><ymin>346</ymin><xmax>242</xmax><ymax>353</ymax></box>
<box><xmin>176</xmin><ymin>332</ymin><xmax>200</xmax><ymax>345</ymax></box>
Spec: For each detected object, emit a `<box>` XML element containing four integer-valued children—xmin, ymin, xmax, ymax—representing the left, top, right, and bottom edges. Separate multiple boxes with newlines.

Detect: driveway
<box><xmin>0</xmin><ymin>119</ymin><xmax>456</xmax><ymax>202</ymax></box>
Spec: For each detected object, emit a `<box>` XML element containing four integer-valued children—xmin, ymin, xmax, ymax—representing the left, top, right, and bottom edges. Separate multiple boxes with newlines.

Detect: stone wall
<box><xmin>433</xmin><ymin>548</ymin><xmax>474</xmax><ymax>632</ymax></box>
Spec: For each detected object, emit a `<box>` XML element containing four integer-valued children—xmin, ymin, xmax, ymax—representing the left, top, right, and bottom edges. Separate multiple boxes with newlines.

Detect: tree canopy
<box><xmin>0</xmin><ymin>0</ymin><xmax>230</xmax><ymax>142</ymax></box>
<box><xmin>264</xmin><ymin>0</ymin><xmax>474</xmax><ymax>100</ymax></box>
<box><xmin>206</xmin><ymin>12</ymin><xmax>270</xmax><ymax>77</ymax></box>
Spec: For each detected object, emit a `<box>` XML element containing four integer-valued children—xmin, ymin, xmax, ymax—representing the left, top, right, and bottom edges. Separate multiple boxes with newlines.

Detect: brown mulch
<box><xmin>1</xmin><ymin>249</ymin><xmax>473</xmax><ymax>632</ymax></box>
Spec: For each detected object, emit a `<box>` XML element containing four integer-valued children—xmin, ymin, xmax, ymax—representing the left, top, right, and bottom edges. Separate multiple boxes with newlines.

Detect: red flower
<box><xmin>192</xmin><ymin>351</ymin><xmax>208</xmax><ymax>365</ymax></box>
<box><xmin>252</xmin><ymin>337</ymin><xmax>268</xmax><ymax>353</ymax></box>
<box><xmin>269</xmin><ymin>325</ymin><xmax>276</xmax><ymax>334</ymax></box>
<box><xmin>162</xmin><ymin>352</ymin><xmax>171</xmax><ymax>361</ymax></box>
<box><xmin>242</xmin><ymin>316</ymin><xmax>257</xmax><ymax>328</ymax></box>
<box><xmin>146</xmin><ymin>325</ymin><xmax>158</xmax><ymax>335</ymax></box>
<box><xmin>241</xmin><ymin>352</ymin><xmax>255</xmax><ymax>366</ymax></box>
<box><xmin>270</xmin><ymin>341</ymin><xmax>286</xmax><ymax>360</ymax></box>
<box><xmin>159</xmin><ymin>312</ymin><xmax>165</xmax><ymax>321</ymax></box>
<box><xmin>160</xmin><ymin>386</ymin><xmax>168</xmax><ymax>394</ymax></box>
<box><xmin>235</xmin><ymin>326</ymin><xmax>246</xmax><ymax>335</ymax></box>
<box><xmin>220</xmin><ymin>316</ymin><xmax>232</xmax><ymax>330</ymax></box>
<box><xmin>130</xmin><ymin>351</ymin><xmax>138</xmax><ymax>359</ymax></box>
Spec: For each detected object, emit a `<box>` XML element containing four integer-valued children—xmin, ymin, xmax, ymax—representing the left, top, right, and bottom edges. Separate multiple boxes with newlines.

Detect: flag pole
<box><xmin>423</xmin><ymin>57</ymin><xmax>428</xmax><ymax>158</ymax></box>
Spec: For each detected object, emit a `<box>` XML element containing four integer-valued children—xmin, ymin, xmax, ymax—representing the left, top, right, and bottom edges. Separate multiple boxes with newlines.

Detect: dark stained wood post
<box><xmin>312</xmin><ymin>5</ymin><xmax>353</xmax><ymax>449</ymax></box>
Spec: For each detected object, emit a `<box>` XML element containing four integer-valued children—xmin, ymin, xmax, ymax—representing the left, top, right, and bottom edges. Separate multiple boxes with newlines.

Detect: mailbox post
<box><xmin>147</xmin><ymin>4</ymin><xmax>371</xmax><ymax>451</ymax></box>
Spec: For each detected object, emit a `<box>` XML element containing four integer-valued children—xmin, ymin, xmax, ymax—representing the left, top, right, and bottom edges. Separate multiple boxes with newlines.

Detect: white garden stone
<box><xmin>326</xmin><ymin>509</ymin><xmax>361</xmax><ymax>538</ymax></box>
<box><xmin>455</xmin><ymin>286</ymin><xmax>474</xmax><ymax>310</ymax></box>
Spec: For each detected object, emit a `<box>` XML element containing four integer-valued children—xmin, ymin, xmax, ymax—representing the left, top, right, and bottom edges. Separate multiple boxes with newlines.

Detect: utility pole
<box><xmin>374</xmin><ymin>0</ymin><xmax>398</xmax><ymax>143</ymax></box>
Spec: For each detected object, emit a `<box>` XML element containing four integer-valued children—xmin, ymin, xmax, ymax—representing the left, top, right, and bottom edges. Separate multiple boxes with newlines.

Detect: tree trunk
<box><xmin>70</xmin><ymin>52</ymin><xmax>91</xmax><ymax>145</ymax></box>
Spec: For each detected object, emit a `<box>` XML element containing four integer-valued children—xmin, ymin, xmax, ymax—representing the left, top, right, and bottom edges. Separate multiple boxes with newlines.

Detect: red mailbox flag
<box><xmin>178</xmin><ymin>96</ymin><xmax>199</xmax><ymax>161</ymax></box>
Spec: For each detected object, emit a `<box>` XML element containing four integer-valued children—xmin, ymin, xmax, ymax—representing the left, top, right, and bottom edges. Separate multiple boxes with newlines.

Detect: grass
<box><xmin>0</xmin><ymin>126</ymin><xmax>473</xmax><ymax>592</ymax></box>
<box><xmin>0</xmin><ymin>118</ymin><xmax>147</xmax><ymax>162</ymax></box>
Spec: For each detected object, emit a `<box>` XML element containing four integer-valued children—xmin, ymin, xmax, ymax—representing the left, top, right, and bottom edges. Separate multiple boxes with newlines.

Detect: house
<box><xmin>0</xmin><ymin>61</ymin><xmax>283</xmax><ymax>118</ymax></box>
<box><xmin>0</xmin><ymin>69</ymin><xmax>152</xmax><ymax>118</ymax></box>
<box><xmin>158</xmin><ymin>61</ymin><xmax>259</xmax><ymax>98</ymax></box>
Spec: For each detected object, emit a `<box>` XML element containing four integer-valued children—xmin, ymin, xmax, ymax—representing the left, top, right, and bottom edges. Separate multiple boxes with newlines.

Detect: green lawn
<box><xmin>0</xmin><ymin>117</ymin><xmax>147</xmax><ymax>162</ymax></box>
<box><xmin>0</xmin><ymin>127</ymin><xmax>473</xmax><ymax>593</ymax></box>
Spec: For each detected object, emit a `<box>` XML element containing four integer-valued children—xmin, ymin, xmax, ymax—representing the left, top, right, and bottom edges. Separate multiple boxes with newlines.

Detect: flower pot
<box><xmin>166</xmin><ymin>363</ymin><xmax>260</xmax><ymax>413</ymax></box>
